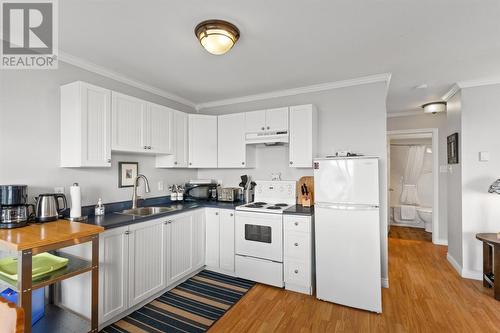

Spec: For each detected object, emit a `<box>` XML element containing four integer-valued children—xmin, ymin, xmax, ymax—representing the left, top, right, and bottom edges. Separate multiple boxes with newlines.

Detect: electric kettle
<box><xmin>34</xmin><ymin>193</ymin><xmax>67</xmax><ymax>222</ymax></box>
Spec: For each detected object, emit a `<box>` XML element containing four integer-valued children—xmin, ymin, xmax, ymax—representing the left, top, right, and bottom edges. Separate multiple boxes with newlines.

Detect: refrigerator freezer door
<box><xmin>314</xmin><ymin>158</ymin><xmax>379</xmax><ymax>205</ymax></box>
<box><xmin>315</xmin><ymin>206</ymin><xmax>382</xmax><ymax>313</ymax></box>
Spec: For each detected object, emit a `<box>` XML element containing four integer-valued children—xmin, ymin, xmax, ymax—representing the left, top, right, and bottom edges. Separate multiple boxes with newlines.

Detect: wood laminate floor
<box><xmin>389</xmin><ymin>225</ymin><xmax>432</xmax><ymax>242</ymax></box>
<box><xmin>210</xmin><ymin>237</ymin><xmax>500</xmax><ymax>332</ymax></box>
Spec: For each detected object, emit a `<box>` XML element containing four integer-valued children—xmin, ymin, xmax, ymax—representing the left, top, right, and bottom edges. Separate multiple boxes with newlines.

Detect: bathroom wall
<box><xmin>389</xmin><ymin>138</ymin><xmax>433</xmax><ymax>208</ymax></box>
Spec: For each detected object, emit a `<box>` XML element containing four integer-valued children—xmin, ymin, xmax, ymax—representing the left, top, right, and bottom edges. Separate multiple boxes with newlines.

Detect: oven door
<box><xmin>235</xmin><ymin>211</ymin><xmax>283</xmax><ymax>262</ymax></box>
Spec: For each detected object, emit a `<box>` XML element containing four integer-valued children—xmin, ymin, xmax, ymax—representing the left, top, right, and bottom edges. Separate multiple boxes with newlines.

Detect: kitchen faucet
<box><xmin>132</xmin><ymin>174</ymin><xmax>151</xmax><ymax>209</ymax></box>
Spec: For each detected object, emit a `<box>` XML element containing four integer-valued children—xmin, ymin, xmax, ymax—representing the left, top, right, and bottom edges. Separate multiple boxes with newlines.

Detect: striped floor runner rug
<box><xmin>101</xmin><ymin>270</ymin><xmax>255</xmax><ymax>333</ymax></box>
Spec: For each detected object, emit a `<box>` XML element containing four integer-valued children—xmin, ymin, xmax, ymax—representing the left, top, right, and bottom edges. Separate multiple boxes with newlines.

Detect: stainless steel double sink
<box><xmin>116</xmin><ymin>206</ymin><xmax>179</xmax><ymax>217</ymax></box>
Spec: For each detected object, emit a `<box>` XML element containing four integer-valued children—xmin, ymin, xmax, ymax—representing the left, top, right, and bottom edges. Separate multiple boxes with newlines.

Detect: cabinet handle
<box><xmin>294</xmin><ymin>269</ymin><xmax>299</xmax><ymax>274</ymax></box>
<box><xmin>294</xmin><ymin>222</ymin><xmax>299</xmax><ymax>226</ymax></box>
<box><xmin>261</xmin><ymin>127</ymin><xmax>265</xmax><ymax>130</ymax></box>
<box><xmin>290</xmin><ymin>161</ymin><xmax>293</xmax><ymax>165</ymax></box>
<box><xmin>294</xmin><ymin>242</ymin><xmax>299</xmax><ymax>247</ymax></box>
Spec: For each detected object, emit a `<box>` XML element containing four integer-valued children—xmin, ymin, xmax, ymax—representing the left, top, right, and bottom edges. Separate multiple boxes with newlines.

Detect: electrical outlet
<box><xmin>158</xmin><ymin>181</ymin><xmax>164</xmax><ymax>191</ymax></box>
<box><xmin>54</xmin><ymin>187</ymin><xmax>65</xmax><ymax>194</ymax></box>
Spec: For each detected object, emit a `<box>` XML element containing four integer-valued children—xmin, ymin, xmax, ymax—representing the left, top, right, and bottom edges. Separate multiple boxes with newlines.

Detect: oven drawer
<box><xmin>235</xmin><ymin>255</ymin><xmax>284</xmax><ymax>287</ymax></box>
<box><xmin>284</xmin><ymin>260</ymin><xmax>310</xmax><ymax>287</ymax></box>
<box><xmin>284</xmin><ymin>231</ymin><xmax>310</xmax><ymax>262</ymax></box>
<box><xmin>284</xmin><ymin>215</ymin><xmax>311</xmax><ymax>233</ymax></box>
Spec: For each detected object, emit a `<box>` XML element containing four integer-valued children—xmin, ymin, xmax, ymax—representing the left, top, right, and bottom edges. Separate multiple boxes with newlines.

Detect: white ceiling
<box><xmin>60</xmin><ymin>0</ymin><xmax>500</xmax><ymax>113</ymax></box>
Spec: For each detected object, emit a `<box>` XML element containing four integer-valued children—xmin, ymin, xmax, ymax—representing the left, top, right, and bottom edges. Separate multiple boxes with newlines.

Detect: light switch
<box><xmin>479</xmin><ymin>151</ymin><xmax>490</xmax><ymax>162</ymax></box>
<box><xmin>158</xmin><ymin>181</ymin><xmax>164</xmax><ymax>191</ymax></box>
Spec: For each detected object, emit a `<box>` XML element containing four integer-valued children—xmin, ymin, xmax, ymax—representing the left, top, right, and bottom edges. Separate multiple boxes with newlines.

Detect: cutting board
<box><xmin>297</xmin><ymin>176</ymin><xmax>314</xmax><ymax>207</ymax></box>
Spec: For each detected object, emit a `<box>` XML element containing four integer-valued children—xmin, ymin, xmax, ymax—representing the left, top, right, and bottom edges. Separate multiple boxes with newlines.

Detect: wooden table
<box><xmin>0</xmin><ymin>220</ymin><xmax>104</xmax><ymax>332</ymax></box>
<box><xmin>476</xmin><ymin>233</ymin><xmax>500</xmax><ymax>300</ymax></box>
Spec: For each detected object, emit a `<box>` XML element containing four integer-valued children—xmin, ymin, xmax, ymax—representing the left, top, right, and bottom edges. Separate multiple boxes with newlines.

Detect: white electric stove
<box><xmin>235</xmin><ymin>180</ymin><xmax>297</xmax><ymax>287</ymax></box>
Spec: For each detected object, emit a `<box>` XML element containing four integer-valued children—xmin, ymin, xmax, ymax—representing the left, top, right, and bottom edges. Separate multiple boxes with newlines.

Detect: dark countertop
<box><xmin>283</xmin><ymin>205</ymin><xmax>314</xmax><ymax>216</ymax></box>
<box><xmin>82</xmin><ymin>199</ymin><xmax>243</xmax><ymax>230</ymax></box>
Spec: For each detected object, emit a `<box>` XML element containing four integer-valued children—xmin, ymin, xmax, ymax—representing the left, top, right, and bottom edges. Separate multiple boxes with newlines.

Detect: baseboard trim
<box><xmin>446</xmin><ymin>253</ymin><xmax>482</xmax><ymax>281</ymax></box>
<box><xmin>447</xmin><ymin>253</ymin><xmax>462</xmax><ymax>275</ymax></box>
<box><xmin>434</xmin><ymin>238</ymin><xmax>448</xmax><ymax>246</ymax></box>
<box><xmin>381</xmin><ymin>277</ymin><xmax>389</xmax><ymax>288</ymax></box>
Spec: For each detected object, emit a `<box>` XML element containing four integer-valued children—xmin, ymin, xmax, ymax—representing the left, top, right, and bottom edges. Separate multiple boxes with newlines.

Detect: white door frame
<box><xmin>387</xmin><ymin>128</ymin><xmax>440</xmax><ymax>244</ymax></box>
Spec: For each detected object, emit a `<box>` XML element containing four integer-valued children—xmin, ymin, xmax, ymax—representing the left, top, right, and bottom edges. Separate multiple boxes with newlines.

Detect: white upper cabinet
<box><xmin>156</xmin><ymin>111</ymin><xmax>188</xmax><ymax>168</ymax></box>
<box><xmin>218</xmin><ymin>113</ymin><xmax>255</xmax><ymax>168</ymax></box>
<box><xmin>112</xmin><ymin>92</ymin><xmax>146</xmax><ymax>152</ymax></box>
<box><xmin>266</xmin><ymin>107</ymin><xmax>289</xmax><ymax>132</ymax></box>
<box><xmin>148</xmin><ymin>103</ymin><xmax>174</xmax><ymax>154</ymax></box>
<box><xmin>245</xmin><ymin>110</ymin><xmax>266</xmax><ymax>133</ymax></box>
<box><xmin>112</xmin><ymin>92</ymin><xmax>173</xmax><ymax>154</ymax></box>
<box><xmin>188</xmin><ymin>114</ymin><xmax>218</xmax><ymax>168</ymax></box>
<box><xmin>289</xmin><ymin>104</ymin><xmax>318</xmax><ymax>168</ymax></box>
<box><xmin>60</xmin><ymin>81</ymin><xmax>112</xmax><ymax>167</ymax></box>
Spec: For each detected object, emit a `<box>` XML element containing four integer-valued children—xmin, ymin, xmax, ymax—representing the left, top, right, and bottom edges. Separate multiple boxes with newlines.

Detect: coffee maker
<box><xmin>0</xmin><ymin>185</ymin><xmax>35</xmax><ymax>229</ymax></box>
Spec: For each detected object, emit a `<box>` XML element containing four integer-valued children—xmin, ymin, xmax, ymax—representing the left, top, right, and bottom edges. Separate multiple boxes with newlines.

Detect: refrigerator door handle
<box><xmin>316</xmin><ymin>202</ymin><xmax>379</xmax><ymax>210</ymax></box>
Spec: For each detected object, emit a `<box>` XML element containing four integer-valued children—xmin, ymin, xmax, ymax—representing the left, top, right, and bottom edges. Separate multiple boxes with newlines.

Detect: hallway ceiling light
<box><xmin>195</xmin><ymin>20</ymin><xmax>240</xmax><ymax>55</ymax></box>
<box><xmin>422</xmin><ymin>101</ymin><xmax>447</xmax><ymax>114</ymax></box>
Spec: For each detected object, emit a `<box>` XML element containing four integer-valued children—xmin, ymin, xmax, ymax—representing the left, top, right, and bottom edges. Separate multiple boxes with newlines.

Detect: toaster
<box><xmin>218</xmin><ymin>187</ymin><xmax>242</xmax><ymax>202</ymax></box>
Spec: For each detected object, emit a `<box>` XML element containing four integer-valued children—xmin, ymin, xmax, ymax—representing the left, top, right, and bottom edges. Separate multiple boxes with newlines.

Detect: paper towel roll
<box><xmin>70</xmin><ymin>183</ymin><xmax>82</xmax><ymax>218</ymax></box>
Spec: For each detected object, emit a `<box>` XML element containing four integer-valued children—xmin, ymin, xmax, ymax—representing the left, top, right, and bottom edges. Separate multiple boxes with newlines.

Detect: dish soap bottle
<box><xmin>95</xmin><ymin>198</ymin><xmax>105</xmax><ymax>216</ymax></box>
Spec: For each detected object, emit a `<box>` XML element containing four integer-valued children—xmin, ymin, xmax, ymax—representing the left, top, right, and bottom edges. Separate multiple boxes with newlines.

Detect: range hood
<box><xmin>245</xmin><ymin>131</ymin><xmax>289</xmax><ymax>145</ymax></box>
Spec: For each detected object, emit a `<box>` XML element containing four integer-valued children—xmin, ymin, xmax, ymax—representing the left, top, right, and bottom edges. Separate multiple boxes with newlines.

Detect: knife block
<box><xmin>297</xmin><ymin>176</ymin><xmax>314</xmax><ymax>207</ymax></box>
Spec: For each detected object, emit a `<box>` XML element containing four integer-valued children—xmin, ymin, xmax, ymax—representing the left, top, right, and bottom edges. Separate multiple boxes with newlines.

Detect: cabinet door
<box><xmin>289</xmin><ymin>105</ymin><xmax>315</xmax><ymax>167</ymax></box>
<box><xmin>82</xmin><ymin>83</ymin><xmax>112</xmax><ymax>166</ymax></box>
<box><xmin>245</xmin><ymin>110</ymin><xmax>266</xmax><ymax>133</ymax></box>
<box><xmin>188</xmin><ymin>114</ymin><xmax>217</xmax><ymax>168</ymax></box>
<box><xmin>219</xmin><ymin>210</ymin><xmax>235</xmax><ymax>273</ymax></box>
<box><xmin>205</xmin><ymin>209</ymin><xmax>220</xmax><ymax>268</ymax></box>
<box><xmin>128</xmin><ymin>219</ymin><xmax>167</xmax><ymax>307</ymax></box>
<box><xmin>99</xmin><ymin>226</ymin><xmax>129</xmax><ymax>324</ymax></box>
<box><xmin>169</xmin><ymin>213</ymin><xmax>194</xmax><ymax>283</ymax></box>
<box><xmin>218</xmin><ymin>113</ymin><xmax>246</xmax><ymax>168</ymax></box>
<box><xmin>148</xmin><ymin>103</ymin><xmax>174</xmax><ymax>154</ymax></box>
<box><xmin>192</xmin><ymin>209</ymin><xmax>206</xmax><ymax>269</ymax></box>
<box><xmin>155</xmin><ymin>111</ymin><xmax>188</xmax><ymax>168</ymax></box>
<box><xmin>112</xmin><ymin>92</ymin><xmax>147</xmax><ymax>152</ymax></box>
<box><xmin>266</xmin><ymin>107</ymin><xmax>289</xmax><ymax>132</ymax></box>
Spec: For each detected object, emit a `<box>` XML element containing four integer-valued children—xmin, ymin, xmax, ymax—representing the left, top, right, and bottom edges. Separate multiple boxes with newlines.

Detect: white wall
<box><xmin>197</xmin><ymin>82</ymin><xmax>390</xmax><ymax>283</ymax></box>
<box><xmin>460</xmin><ymin>84</ymin><xmax>500</xmax><ymax>278</ymax></box>
<box><xmin>446</xmin><ymin>92</ymin><xmax>463</xmax><ymax>267</ymax></box>
<box><xmin>0</xmin><ymin>62</ymin><xmax>197</xmax><ymax>206</ymax></box>
<box><xmin>387</xmin><ymin>113</ymin><xmax>448</xmax><ymax>242</ymax></box>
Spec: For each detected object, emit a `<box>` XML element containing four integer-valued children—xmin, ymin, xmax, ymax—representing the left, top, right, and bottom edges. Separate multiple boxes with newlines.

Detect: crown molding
<box><xmin>441</xmin><ymin>84</ymin><xmax>460</xmax><ymax>101</ymax></box>
<box><xmin>195</xmin><ymin>73</ymin><xmax>392</xmax><ymax>110</ymax></box>
<box><xmin>58</xmin><ymin>52</ymin><xmax>197</xmax><ymax>109</ymax></box>
<box><xmin>386</xmin><ymin>110</ymin><xmax>423</xmax><ymax>118</ymax></box>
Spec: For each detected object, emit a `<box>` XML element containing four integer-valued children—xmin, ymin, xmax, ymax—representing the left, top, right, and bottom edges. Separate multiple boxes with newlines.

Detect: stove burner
<box><xmin>253</xmin><ymin>202</ymin><xmax>267</xmax><ymax>205</ymax></box>
<box><xmin>274</xmin><ymin>203</ymin><xmax>288</xmax><ymax>207</ymax></box>
<box><xmin>267</xmin><ymin>206</ymin><xmax>282</xmax><ymax>210</ymax></box>
<box><xmin>246</xmin><ymin>204</ymin><xmax>265</xmax><ymax>208</ymax></box>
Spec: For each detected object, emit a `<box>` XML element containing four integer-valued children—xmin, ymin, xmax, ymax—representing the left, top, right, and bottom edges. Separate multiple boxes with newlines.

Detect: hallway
<box><xmin>210</xmin><ymin>236</ymin><xmax>500</xmax><ymax>332</ymax></box>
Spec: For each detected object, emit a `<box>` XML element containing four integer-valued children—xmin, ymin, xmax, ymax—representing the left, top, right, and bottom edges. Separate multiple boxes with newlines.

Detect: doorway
<box><xmin>387</xmin><ymin>129</ymin><xmax>440</xmax><ymax>244</ymax></box>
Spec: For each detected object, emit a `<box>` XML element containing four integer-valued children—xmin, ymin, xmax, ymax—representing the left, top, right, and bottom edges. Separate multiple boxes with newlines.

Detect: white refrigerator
<box><xmin>313</xmin><ymin>157</ymin><xmax>382</xmax><ymax>313</ymax></box>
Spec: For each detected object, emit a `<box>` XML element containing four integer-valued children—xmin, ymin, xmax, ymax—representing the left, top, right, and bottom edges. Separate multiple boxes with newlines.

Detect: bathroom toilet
<box><xmin>416</xmin><ymin>207</ymin><xmax>432</xmax><ymax>232</ymax></box>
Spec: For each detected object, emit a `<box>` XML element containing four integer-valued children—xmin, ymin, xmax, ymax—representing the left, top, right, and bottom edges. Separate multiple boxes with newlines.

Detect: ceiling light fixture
<box><xmin>422</xmin><ymin>101</ymin><xmax>447</xmax><ymax>114</ymax></box>
<box><xmin>195</xmin><ymin>19</ymin><xmax>240</xmax><ymax>55</ymax></box>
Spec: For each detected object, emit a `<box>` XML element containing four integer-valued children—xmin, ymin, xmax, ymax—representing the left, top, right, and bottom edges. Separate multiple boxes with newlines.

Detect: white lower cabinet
<box><xmin>283</xmin><ymin>215</ymin><xmax>314</xmax><ymax>295</ymax></box>
<box><xmin>205</xmin><ymin>208</ymin><xmax>235</xmax><ymax>275</ymax></box>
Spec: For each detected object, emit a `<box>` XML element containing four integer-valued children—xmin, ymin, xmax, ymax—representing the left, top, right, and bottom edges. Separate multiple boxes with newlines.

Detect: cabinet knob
<box><xmin>107</xmin><ymin>159</ymin><xmax>111</xmax><ymax>163</ymax></box>
<box><xmin>230</xmin><ymin>213</ymin><xmax>234</xmax><ymax>217</ymax></box>
<box><xmin>148</xmin><ymin>146</ymin><xmax>152</xmax><ymax>149</ymax></box>
<box><xmin>241</xmin><ymin>162</ymin><xmax>245</xmax><ymax>165</ymax></box>
<box><xmin>267</xmin><ymin>126</ymin><xmax>270</xmax><ymax>130</ymax></box>
<box><xmin>261</xmin><ymin>127</ymin><xmax>265</xmax><ymax>130</ymax></box>
<box><xmin>144</xmin><ymin>146</ymin><xmax>147</xmax><ymax>149</ymax></box>
<box><xmin>290</xmin><ymin>161</ymin><xmax>293</xmax><ymax>165</ymax></box>
<box><xmin>294</xmin><ymin>222</ymin><xmax>299</xmax><ymax>226</ymax></box>
<box><xmin>174</xmin><ymin>161</ymin><xmax>178</xmax><ymax>165</ymax></box>
<box><xmin>189</xmin><ymin>162</ymin><xmax>192</xmax><ymax>165</ymax></box>
<box><xmin>124</xmin><ymin>231</ymin><xmax>130</xmax><ymax>235</ymax></box>
<box><xmin>294</xmin><ymin>242</ymin><xmax>299</xmax><ymax>247</ymax></box>
<box><xmin>215</xmin><ymin>212</ymin><xmax>219</xmax><ymax>216</ymax></box>
<box><xmin>294</xmin><ymin>269</ymin><xmax>299</xmax><ymax>274</ymax></box>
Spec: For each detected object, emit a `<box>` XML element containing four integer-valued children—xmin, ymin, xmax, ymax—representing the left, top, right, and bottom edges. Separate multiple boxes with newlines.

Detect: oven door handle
<box><xmin>235</xmin><ymin>254</ymin><xmax>283</xmax><ymax>264</ymax></box>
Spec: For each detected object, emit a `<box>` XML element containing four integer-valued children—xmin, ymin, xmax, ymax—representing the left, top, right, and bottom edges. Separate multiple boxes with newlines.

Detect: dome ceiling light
<box><xmin>195</xmin><ymin>19</ymin><xmax>240</xmax><ymax>55</ymax></box>
<box><xmin>422</xmin><ymin>101</ymin><xmax>447</xmax><ymax>114</ymax></box>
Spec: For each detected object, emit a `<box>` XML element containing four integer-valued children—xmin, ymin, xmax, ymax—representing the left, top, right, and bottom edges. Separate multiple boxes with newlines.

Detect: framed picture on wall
<box><xmin>447</xmin><ymin>133</ymin><xmax>459</xmax><ymax>164</ymax></box>
<box><xmin>118</xmin><ymin>162</ymin><xmax>139</xmax><ymax>187</ymax></box>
